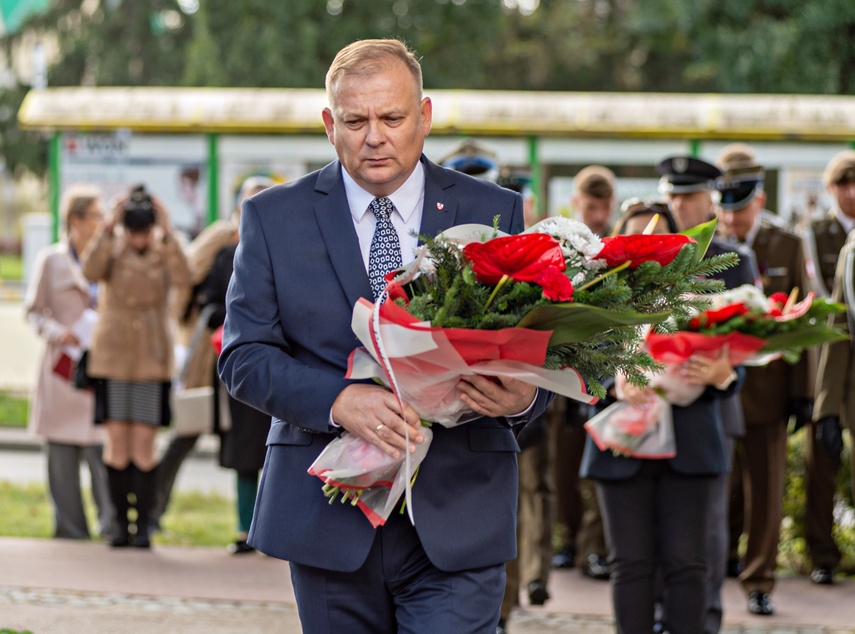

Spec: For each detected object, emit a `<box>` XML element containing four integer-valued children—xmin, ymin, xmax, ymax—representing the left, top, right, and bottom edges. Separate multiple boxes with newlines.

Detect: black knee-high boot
<box><xmin>105</xmin><ymin>465</ymin><xmax>131</xmax><ymax>547</ymax></box>
<box><xmin>130</xmin><ymin>463</ymin><xmax>158</xmax><ymax>549</ymax></box>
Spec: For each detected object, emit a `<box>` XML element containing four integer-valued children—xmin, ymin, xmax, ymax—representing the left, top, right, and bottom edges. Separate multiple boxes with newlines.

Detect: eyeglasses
<box><xmin>619</xmin><ymin>197</ymin><xmax>670</xmax><ymax>215</ymax></box>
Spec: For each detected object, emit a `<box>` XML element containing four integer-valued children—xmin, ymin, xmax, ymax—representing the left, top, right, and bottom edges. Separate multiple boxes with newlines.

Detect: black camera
<box><xmin>122</xmin><ymin>185</ymin><xmax>155</xmax><ymax>231</ymax></box>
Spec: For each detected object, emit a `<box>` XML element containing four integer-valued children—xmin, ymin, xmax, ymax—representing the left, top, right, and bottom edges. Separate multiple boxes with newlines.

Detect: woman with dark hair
<box><xmin>610</xmin><ymin>198</ymin><xmax>679</xmax><ymax>236</ymax></box>
<box><xmin>81</xmin><ymin>186</ymin><xmax>191</xmax><ymax>548</ymax></box>
<box><xmin>580</xmin><ymin>197</ymin><xmax>742</xmax><ymax>633</ymax></box>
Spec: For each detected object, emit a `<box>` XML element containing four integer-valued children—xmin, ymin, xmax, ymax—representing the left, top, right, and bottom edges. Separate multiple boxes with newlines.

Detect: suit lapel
<box><xmin>313</xmin><ymin>162</ymin><xmax>373</xmax><ymax>307</ymax></box>
<box><xmin>418</xmin><ymin>157</ymin><xmax>458</xmax><ymax>243</ymax></box>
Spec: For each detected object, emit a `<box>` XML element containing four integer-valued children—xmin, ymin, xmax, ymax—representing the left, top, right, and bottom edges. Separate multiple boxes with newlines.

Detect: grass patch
<box><xmin>0</xmin><ymin>480</ymin><xmax>236</xmax><ymax>547</ymax></box>
<box><xmin>0</xmin><ymin>391</ymin><xmax>28</xmax><ymax>427</ymax></box>
<box><xmin>0</xmin><ymin>254</ymin><xmax>23</xmax><ymax>282</ymax></box>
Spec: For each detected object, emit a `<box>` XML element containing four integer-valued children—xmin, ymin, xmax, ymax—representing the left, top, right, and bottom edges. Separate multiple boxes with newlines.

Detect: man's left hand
<box><xmin>457</xmin><ymin>375</ymin><xmax>537</xmax><ymax>418</ymax></box>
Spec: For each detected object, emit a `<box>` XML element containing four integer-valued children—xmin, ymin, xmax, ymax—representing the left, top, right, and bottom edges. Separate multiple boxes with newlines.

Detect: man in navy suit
<box><xmin>218</xmin><ymin>39</ymin><xmax>551</xmax><ymax>634</ymax></box>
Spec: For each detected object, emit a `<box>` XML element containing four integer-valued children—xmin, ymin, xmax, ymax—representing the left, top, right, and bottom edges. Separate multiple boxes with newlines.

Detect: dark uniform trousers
<box><xmin>729</xmin><ymin>222</ymin><xmax>812</xmax><ymax>596</ymax></box>
<box><xmin>553</xmin><ymin>399</ymin><xmax>607</xmax><ymax>563</ymax></box>
<box><xmin>804</xmin><ymin>214</ymin><xmax>849</xmax><ymax>568</ymax></box>
<box><xmin>501</xmin><ymin>402</ymin><xmax>558</xmax><ymax>621</ymax></box>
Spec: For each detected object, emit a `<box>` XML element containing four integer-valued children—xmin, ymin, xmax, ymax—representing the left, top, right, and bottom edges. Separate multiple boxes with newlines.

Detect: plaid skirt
<box><xmin>94</xmin><ymin>379</ymin><xmax>171</xmax><ymax>427</ymax></box>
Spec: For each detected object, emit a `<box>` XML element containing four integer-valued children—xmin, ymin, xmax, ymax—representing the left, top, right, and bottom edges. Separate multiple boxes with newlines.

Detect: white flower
<box><xmin>710</xmin><ymin>284</ymin><xmax>767</xmax><ymax>312</ymax></box>
<box><xmin>526</xmin><ymin>216</ymin><xmax>607</xmax><ymax>270</ymax></box>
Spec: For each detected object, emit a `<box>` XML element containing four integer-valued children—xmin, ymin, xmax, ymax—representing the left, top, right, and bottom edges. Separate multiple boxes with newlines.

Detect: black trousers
<box><xmin>596</xmin><ymin>462</ymin><xmax>716</xmax><ymax>634</ymax></box>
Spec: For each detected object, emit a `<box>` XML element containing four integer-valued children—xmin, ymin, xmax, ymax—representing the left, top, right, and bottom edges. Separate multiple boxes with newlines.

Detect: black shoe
<box><xmin>652</xmin><ymin>620</ymin><xmax>669</xmax><ymax>634</ymax></box>
<box><xmin>810</xmin><ymin>565</ymin><xmax>834</xmax><ymax>585</ymax></box>
<box><xmin>227</xmin><ymin>540</ymin><xmax>255</xmax><ymax>555</ymax></box>
<box><xmin>582</xmin><ymin>554</ymin><xmax>611</xmax><ymax>580</ymax></box>
<box><xmin>551</xmin><ymin>545</ymin><xmax>576</xmax><ymax>569</ymax></box>
<box><xmin>496</xmin><ymin>618</ymin><xmax>508</xmax><ymax>634</ymax></box>
<box><xmin>726</xmin><ymin>557</ymin><xmax>743</xmax><ymax>578</ymax></box>
<box><xmin>747</xmin><ymin>591</ymin><xmax>774</xmax><ymax>616</ymax></box>
<box><xmin>526</xmin><ymin>579</ymin><xmax>550</xmax><ymax>605</ymax></box>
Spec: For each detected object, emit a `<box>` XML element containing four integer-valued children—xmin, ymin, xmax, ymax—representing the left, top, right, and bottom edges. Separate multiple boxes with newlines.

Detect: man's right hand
<box><xmin>815</xmin><ymin>416</ymin><xmax>843</xmax><ymax>467</ymax></box>
<box><xmin>331</xmin><ymin>384</ymin><xmax>424</xmax><ymax>459</ymax></box>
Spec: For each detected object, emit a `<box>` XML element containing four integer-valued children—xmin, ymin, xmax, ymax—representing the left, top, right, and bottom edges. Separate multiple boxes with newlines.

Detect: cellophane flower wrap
<box><xmin>309</xmin><ymin>217</ymin><xmax>736</xmax><ymax>527</ymax></box>
<box><xmin>645</xmin><ymin>284</ymin><xmax>847</xmax><ymax>367</ymax></box>
<box><xmin>584</xmin><ymin>363</ymin><xmax>703</xmax><ymax>460</ymax></box>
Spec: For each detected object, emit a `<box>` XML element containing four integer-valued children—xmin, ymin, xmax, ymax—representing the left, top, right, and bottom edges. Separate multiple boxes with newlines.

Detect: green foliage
<box><xmin>780</xmin><ymin>430</ymin><xmax>855</xmax><ymax>575</ymax></box>
<box><xmin>0</xmin><ymin>391</ymin><xmax>28</xmax><ymax>427</ymax></box>
<box><xmin>1</xmin><ymin>0</ymin><xmax>854</xmax><ymax>176</ymax></box>
<box><xmin>0</xmin><ymin>481</ymin><xmax>235</xmax><ymax>547</ymax></box>
<box><xmin>0</xmin><ymin>254</ymin><xmax>23</xmax><ymax>282</ymax></box>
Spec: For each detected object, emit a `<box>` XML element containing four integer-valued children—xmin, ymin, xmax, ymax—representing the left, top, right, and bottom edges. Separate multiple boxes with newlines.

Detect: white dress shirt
<box><xmin>342</xmin><ymin>162</ymin><xmax>425</xmax><ymax>271</ymax></box>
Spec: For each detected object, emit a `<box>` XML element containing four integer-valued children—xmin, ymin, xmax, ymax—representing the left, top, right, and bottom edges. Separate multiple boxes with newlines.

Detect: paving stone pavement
<box><xmin>1</xmin><ymin>537</ymin><xmax>853</xmax><ymax>633</ymax></box>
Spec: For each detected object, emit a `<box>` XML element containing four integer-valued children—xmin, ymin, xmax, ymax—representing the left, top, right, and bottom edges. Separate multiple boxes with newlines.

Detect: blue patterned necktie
<box><xmin>368</xmin><ymin>197</ymin><xmax>402</xmax><ymax>300</ymax></box>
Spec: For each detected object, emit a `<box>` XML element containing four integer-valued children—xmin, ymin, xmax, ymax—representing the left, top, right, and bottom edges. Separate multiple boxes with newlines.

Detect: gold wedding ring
<box><xmin>375</xmin><ymin>423</ymin><xmax>385</xmax><ymax>433</ymax></box>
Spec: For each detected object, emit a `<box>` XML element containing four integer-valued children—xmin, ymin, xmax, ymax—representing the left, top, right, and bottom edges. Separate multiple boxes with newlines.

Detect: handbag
<box><xmin>72</xmin><ymin>350</ymin><xmax>93</xmax><ymax>390</ymax></box>
<box><xmin>171</xmin><ymin>386</ymin><xmax>215</xmax><ymax>437</ymax></box>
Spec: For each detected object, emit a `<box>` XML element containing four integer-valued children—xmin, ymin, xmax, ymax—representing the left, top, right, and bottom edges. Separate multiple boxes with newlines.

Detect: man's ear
<box><xmin>322</xmin><ymin>108</ymin><xmax>336</xmax><ymax>145</ymax></box>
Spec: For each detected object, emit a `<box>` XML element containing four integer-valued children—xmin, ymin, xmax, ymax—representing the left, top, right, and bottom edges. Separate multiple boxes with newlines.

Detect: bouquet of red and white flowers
<box><xmin>645</xmin><ymin>284</ymin><xmax>846</xmax><ymax>367</ymax></box>
<box><xmin>309</xmin><ymin>217</ymin><xmax>735</xmax><ymax>526</ymax></box>
<box><xmin>584</xmin><ymin>285</ymin><xmax>846</xmax><ymax>460</ymax></box>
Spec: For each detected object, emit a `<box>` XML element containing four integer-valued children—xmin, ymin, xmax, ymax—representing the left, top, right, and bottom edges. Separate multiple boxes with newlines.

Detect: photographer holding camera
<box><xmin>81</xmin><ymin>185</ymin><xmax>192</xmax><ymax>549</ymax></box>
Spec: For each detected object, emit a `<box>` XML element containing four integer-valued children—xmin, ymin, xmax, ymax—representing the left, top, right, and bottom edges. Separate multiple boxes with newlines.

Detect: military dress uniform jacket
<box><xmin>742</xmin><ymin>220</ymin><xmax>813</xmax><ymax>426</ymax></box>
<box><xmin>805</xmin><ymin>213</ymin><xmax>849</xmax><ymax>298</ymax></box>
<box><xmin>814</xmin><ymin>238</ymin><xmax>855</xmax><ymax>432</ymax></box>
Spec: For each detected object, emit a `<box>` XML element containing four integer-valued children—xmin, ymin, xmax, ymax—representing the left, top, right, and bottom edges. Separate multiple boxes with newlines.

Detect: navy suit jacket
<box><xmin>579</xmin><ymin>371</ymin><xmax>744</xmax><ymax>481</ymax></box>
<box><xmin>218</xmin><ymin>155</ymin><xmax>551</xmax><ymax>573</ymax></box>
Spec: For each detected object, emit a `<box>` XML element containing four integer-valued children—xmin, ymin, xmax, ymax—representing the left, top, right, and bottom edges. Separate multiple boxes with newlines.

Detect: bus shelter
<box><xmin>18</xmin><ymin>87</ymin><xmax>855</xmax><ymax>241</ymax></box>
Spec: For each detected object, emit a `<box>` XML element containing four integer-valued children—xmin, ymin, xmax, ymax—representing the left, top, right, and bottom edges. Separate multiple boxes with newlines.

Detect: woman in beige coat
<box><xmin>82</xmin><ymin>186</ymin><xmax>191</xmax><ymax>548</ymax></box>
<box><xmin>25</xmin><ymin>185</ymin><xmax>113</xmax><ymax>540</ymax></box>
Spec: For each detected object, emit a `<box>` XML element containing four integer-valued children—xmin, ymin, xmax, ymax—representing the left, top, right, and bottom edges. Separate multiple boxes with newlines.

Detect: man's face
<box><xmin>322</xmin><ymin>60</ymin><xmax>432</xmax><ymax>198</ymax></box>
<box><xmin>717</xmin><ymin>193</ymin><xmax>764</xmax><ymax>242</ymax></box>
<box><xmin>829</xmin><ymin>181</ymin><xmax>855</xmax><ymax>219</ymax></box>
<box><xmin>572</xmin><ymin>193</ymin><xmax>613</xmax><ymax>236</ymax></box>
<box><xmin>667</xmin><ymin>190</ymin><xmax>714</xmax><ymax>231</ymax></box>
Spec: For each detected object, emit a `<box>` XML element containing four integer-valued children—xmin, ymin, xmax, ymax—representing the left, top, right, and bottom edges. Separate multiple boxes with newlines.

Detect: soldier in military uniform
<box><xmin>805</xmin><ymin>150</ymin><xmax>855</xmax><ymax>586</ymax></box>
<box><xmin>715</xmin><ymin>145</ymin><xmax>812</xmax><ymax>617</ymax></box>
<box><xmin>657</xmin><ymin>155</ymin><xmax>760</xmax><ymax>633</ymax></box>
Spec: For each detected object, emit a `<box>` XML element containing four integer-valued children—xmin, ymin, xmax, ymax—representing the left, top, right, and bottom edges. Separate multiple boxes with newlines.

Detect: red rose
<box><xmin>595</xmin><ymin>234</ymin><xmax>695</xmax><ymax>268</ymax></box>
<box><xmin>769</xmin><ymin>292</ymin><xmax>789</xmax><ymax>306</ymax></box>
<box><xmin>463</xmin><ymin>233</ymin><xmax>566</xmax><ymax>284</ymax></box>
<box><xmin>691</xmin><ymin>302</ymin><xmax>750</xmax><ymax>330</ymax></box>
<box><xmin>536</xmin><ymin>268</ymin><xmax>574</xmax><ymax>302</ymax></box>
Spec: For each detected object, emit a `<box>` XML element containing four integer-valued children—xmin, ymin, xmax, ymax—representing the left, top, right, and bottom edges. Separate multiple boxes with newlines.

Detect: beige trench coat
<box><xmin>81</xmin><ymin>226</ymin><xmax>192</xmax><ymax>382</ymax></box>
<box><xmin>24</xmin><ymin>242</ymin><xmax>102</xmax><ymax>445</ymax></box>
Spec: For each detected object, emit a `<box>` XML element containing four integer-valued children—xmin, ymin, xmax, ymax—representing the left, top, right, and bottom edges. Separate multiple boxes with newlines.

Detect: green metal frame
<box><xmin>689</xmin><ymin>138</ymin><xmax>701</xmax><ymax>157</ymax></box>
<box><xmin>527</xmin><ymin>136</ymin><xmax>540</xmax><ymax>217</ymax></box>
<box><xmin>207</xmin><ymin>133</ymin><xmax>219</xmax><ymax>224</ymax></box>
<box><xmin>49</xmin><ymin>132</ymin><xmax>60</xmax><ymax>242</ymax></box>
